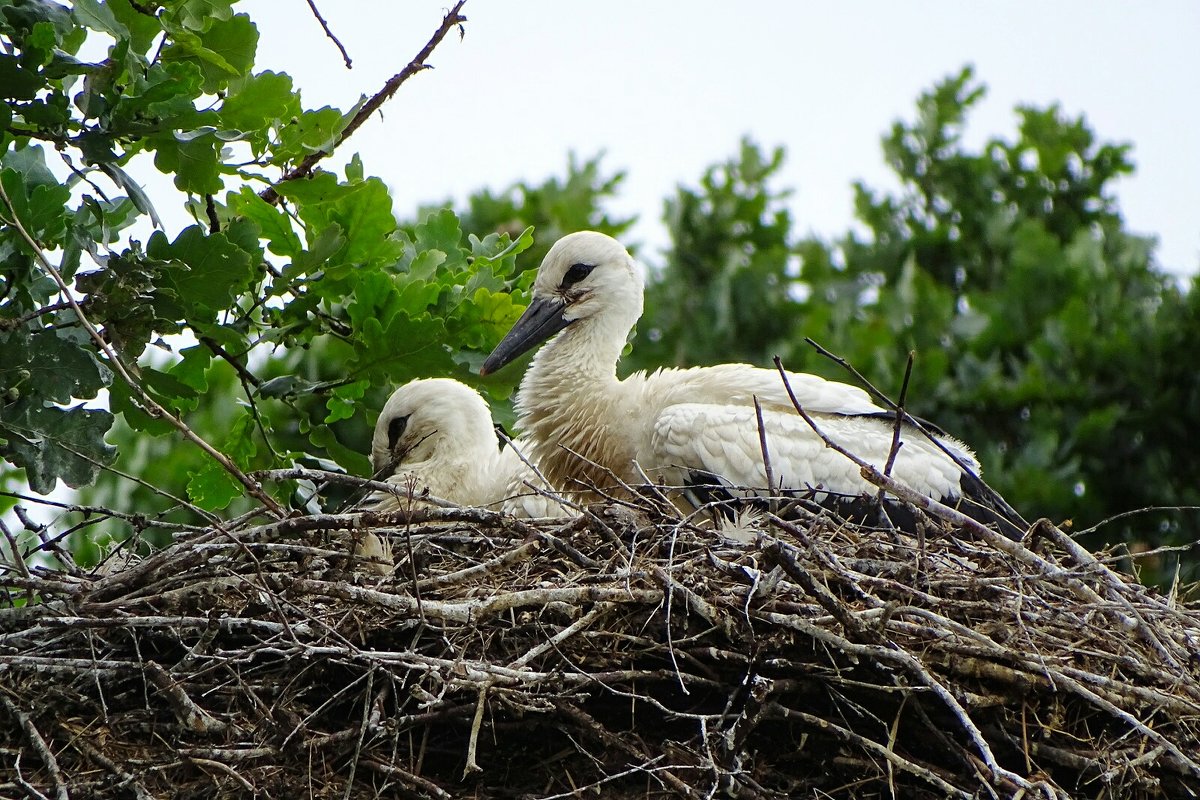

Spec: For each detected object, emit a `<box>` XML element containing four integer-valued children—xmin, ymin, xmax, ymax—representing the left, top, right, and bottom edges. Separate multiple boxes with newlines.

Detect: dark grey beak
<box><xmin>480</xmin><ymin>296</ymin><xmax>571</xmax><ymax>375</ymax></box>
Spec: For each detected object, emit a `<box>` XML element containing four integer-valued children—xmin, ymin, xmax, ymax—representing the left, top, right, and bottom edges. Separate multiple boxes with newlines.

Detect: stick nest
<box><xmin>3</xmin><ymin>493</ymin><xmax>1199</xmax><ymax>799</ymax></box>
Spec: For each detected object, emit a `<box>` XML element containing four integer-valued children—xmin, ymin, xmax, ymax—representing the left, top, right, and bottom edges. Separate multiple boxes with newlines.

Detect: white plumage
<box><xmin>654</xmin><ymin>403</ymin><xmax>967</xmax><ymax>503</ymax></box>
<box><xmin>369</xmin><ymin>378</ymin><xmax>568</xmax><ymax>519</ymax></box>
<box><xmin>481</xmin><ymin>231</ymin><xmax>1024</xmax><ymax>535</ymax></box>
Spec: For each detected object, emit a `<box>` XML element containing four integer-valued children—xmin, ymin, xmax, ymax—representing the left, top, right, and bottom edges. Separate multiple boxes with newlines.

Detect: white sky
<box><xmin>236</xmin><ymin>1</ymin><xmax>1200</xmax><ymax>277</ymax></box>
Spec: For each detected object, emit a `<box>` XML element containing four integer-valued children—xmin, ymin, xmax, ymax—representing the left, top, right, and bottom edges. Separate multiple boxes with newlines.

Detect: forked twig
<box><xmin>260</xmin><ymin>1</ymin><xmax>468</xmax><ymax>205</ymax></box>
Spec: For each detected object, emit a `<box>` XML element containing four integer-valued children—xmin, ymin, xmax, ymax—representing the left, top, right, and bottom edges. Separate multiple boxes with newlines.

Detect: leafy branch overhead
<box><xmin>1</xmin><ymin>0</ymin><xmax>528</xmax><ymax>515</ymax></box>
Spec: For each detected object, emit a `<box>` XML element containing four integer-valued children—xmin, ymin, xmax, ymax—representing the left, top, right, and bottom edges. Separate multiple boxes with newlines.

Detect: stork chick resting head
<box><xmin>480</xmin><ymin>231</ymin><xmax>643</xmax><ymax>376</ymax></box>
<box><xmin>370</xmin><ymin>378</ymin><xmax>497</xmax><ymax>479</ymax></box>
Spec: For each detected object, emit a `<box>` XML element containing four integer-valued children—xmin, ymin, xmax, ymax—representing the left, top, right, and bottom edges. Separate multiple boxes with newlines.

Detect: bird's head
<box><xmin>480</xmin><ymin>231</ymin><xmax>643</xmax><ymax>375</ymax></box>
<box><xmin>370</xmin><ymin>378</ymin><xmax>494</xmax><ymax>478</ymax></box>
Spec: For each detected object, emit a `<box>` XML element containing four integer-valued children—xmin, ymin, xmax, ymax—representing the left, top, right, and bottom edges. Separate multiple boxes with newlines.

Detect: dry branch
<box><xmin>259</xmin><ymin>1</ymin><xmax>468</xmax><ymax>206</ymax></box>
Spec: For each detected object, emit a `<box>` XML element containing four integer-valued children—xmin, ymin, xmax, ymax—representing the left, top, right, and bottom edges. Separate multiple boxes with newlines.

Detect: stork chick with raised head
<box><xmin>480</xmin><ymin>231</ymin><xmax>1026</xmax><ymax>538</ymax></box>
<box><xmin>369</xmin><ymin>378</ymin><xmax>568</xmax><ymax>519</ymax></box>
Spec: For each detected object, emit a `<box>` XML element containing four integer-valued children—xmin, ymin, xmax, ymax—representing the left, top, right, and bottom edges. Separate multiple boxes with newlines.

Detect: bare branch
<box><xmin>259</xmin><ymin>1</ymin><xmax>468</xmax><ymax>205</ymax></box>
<box><xmin>303</xmin><ymin>0</ymin><xmax>353</xmax><ymax>68</ymax></box>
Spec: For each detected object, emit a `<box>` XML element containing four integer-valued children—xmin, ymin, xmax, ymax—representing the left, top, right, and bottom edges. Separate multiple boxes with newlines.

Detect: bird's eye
<box><xmin>387</xmin><ymin>414</ymin><xmax>410</xmax><ymax>452</ymax></box>
<box><xmin>562</xmin><ymin>262</ymin><xmax>595</xmax><ymax>287</ymax></box>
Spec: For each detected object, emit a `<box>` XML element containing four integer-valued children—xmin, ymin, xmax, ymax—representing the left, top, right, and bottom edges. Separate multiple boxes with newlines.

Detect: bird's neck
<box><xmin>515</xmin><ymin>319</ymin><xmax>640</xmax><ymax>496</ymax></box>
<box><xmin>531</xmin><ymin>317</ymin><xmax>626</xmax><ymax>385</ymax></box>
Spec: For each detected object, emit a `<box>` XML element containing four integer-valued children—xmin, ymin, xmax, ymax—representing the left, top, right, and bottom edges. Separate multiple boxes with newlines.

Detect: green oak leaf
<box><xmin>162</xmin><ymin>13</ymin><xmax>257</xmax><ymax>93</ymax></box>
<box><xmin>146</xmin><ymin>223</ymin><xmax>257</xmax><ymax>320</ymax></box>
<box><xmin>0</xmin><ymin>399</ymin><xmax>116</xmax><ymax>493</ymax></box>
<box><xmin>0</xmin><ymin>327</ymin><xmax>113</xmax><ymax>403</ymax></box>
<box><xmin>107</xmin><ymin>0</ymin><xmax>163</xmax><ymax>54</ymax></box>
<box><xmin>151</xmin><ymin>131</ymin><xmax>222</xmax><ymax>195</ymax></box>
<box><xmin>412</xmin><ymin>208</ymin><xmax>464</xmax><ymax>262</ymax></box>
<box><xmin>186</xmin><ymin>460</ymin><xmax>241</xmax><ymax>510</ymax></box>
<box><xmin>325</xmin><ymin>379</ymin><xmax>368</xmax><ymax>424</ymax></box>
<box><xmin>227</xmin><ymin>187</ymin><xmax>302</xmax><ymax>257</ymax></box>
<box><xmin>168</xmin><ymin>345</ymin><xmax>214</xmax><ymax>393</ymax></box>
<box><xmin>271</xmin><ymin>107</ymin><xmax>345</xmax><ymax>165</ymax></box>
<box><xmin>278</xmin><ymin>172</ymin><xmax>399</xmax><ymax>275</ymax></box>
<box><xmin>72</xmin><ymin>0</ymin><xmax>130</xmax><ymax>38</ymax></box>
<box><xmin>0</xmin><ymin>54</ymin><xmax>43</xmax><ymax>100</ymax></box>
<box><xmin>218</xmin><ymin>71</ymin><xmax>299</xmax><ymax>153</ymax></box>
<box><xmin>170</xmin><ymin>0</ymin><xmax>235</xmax><ymax>32</ymax></box>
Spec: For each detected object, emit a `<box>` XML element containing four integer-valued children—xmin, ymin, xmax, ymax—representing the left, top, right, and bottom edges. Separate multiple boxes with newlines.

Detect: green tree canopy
<box><xmin>634</xmin><ymin>68</ymin><xmax>1199</xmax><ymax>577</ymax></box>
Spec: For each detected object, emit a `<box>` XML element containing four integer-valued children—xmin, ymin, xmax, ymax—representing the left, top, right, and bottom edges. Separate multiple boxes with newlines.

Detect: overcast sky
<box><xmin>239</xmin><ymin>2</ymin><xmax>1198</xmax><ymax>275</ymax></box>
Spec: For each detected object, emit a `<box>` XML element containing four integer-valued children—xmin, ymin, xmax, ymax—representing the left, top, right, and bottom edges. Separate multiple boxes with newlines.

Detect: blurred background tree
<box><xmin>629</xmin><ymin>68</ymin><xmax>1200</xmax><ymax>579</ymax></box>
<box><xmin>1</xmin><ymin>1</ymin><xmax>1194</xmax><ymax>581</ymax></box>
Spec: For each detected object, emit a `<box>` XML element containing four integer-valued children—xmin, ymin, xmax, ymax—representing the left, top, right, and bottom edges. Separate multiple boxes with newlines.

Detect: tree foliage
<box><xmin>1</xmin><ymin>3</ymin><xmax>1195</xmax><ymax>580</ymax></box>
<box><xmin>0</xmin><ymin>0</ymin><xmax>531</xmax><ymax>558</ymax></box>
<box><xmin>634</xmin><ymin>68</ymin><xmax>1199</xmax><ymax>575</ymax></box>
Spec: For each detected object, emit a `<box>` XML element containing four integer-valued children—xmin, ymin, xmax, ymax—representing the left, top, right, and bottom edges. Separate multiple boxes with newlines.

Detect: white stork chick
<box><xmin>369</xmin><ymin>378</ymin><xmax>569</xmax><ymax>519</ymax></box>
<box><xmin>480</xmin><ymin>231</ymin><xmax>1026</xmax><ymax>538</ymax></box>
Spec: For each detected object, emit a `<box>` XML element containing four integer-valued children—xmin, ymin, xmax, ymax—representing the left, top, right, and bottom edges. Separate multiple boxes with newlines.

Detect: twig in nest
<box><xmin>0</xmin><ymin>694</ymin><xmax>69</xmax><ymax>800</ymax></box>
<box><xmin>767</xmin><ymin>701</ymin><xmax>972</xmax><ymax>799</ymax></box>
<box><xmin>552</xmin><ymin>701</ymin><xmax>702</xmax><ymax>799</ymax></box>
<box><xmin>1075</xmin><ymin>504</ymin><xmax>1200</xmax><ymax>537</ymax></box>
<box><xmin>463</xmin><ymin>680</ymin><xmax>490</xmax><ymax>777</ymax></box>
<box><xmin>507</xmin><ymin>603</ymin><xmax>611</xmax><ymax>669</ymax></box>
<box><xmin>342</xmin><ymin>668</ymin><xmax>374</xmax><ymax>799</ymax></box>
<box><xmin>358</xmin><ymin>759</ymin><xmax>452</xmax><ymax>799</ymax></box>
<box><xmin>72</xmin><ymin>736</ymin><xmax>155</xmax><ymax>800</ymax></box>
<box><xmin>418</xmin><ymin>538</ymin><xmax>541</xmax><ymax>592</ymax></box>
<box><xmin>189</xmin><ymin>757</ymin><xmax>255</xmax><ymax>792</ymax></box>
<box><xmin>789</xmin><ymin>347</ymin><xmax>1012</xmax><ymax>516</ymax></box>
<box><xmin>882</xmin><ymin>352</ymin><xmax>914</xmax><ymax>486</ymax></box>
<box><xmin>497</xmin><ymin>426</ymin><xmax>582</xmax><ymax>516</ymax></box>
<box><xmin>752</xmin><ymin>395</ymin><xmax>777</xmax><ymax>515</ymax></box>
<box><xmin>145</xmin><ymin>661</ymin><xmax>228</xmax><ymax>736</ymax></box>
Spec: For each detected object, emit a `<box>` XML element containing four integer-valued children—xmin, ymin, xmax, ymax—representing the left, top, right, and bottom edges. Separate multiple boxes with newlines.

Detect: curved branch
<box><xmin>304</xmin><ymin>0</ymin><xmax>353</xmax><ymax>69</ymax></box>
<box><xmin>0</xmin><ymin>182</ymin><xmax>286</xmax><ymax>519</ymax></box>
<box><xmin>259</xmin><ymin>1</ymin><xmax>468</xmax><ymax>205</ymax></box>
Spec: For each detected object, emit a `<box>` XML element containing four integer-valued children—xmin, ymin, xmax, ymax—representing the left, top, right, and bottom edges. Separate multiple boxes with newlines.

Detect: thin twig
<box><xmin>752</xmin><ymin>395</ymin><xmax>777</xmax><ymax>515</ymax></box>
<box><xmin>203</xmin><ymin>194</ymin><xmax>219</xmax><ymax>233</ymax></box>
<box><xmin>0</xmin><ymin>301</ymin><xmax>72</xmax><ymax>331</ymax></box>
<box><xmin>304</xmin><ymin>0</ymin><xmax>353</xmax><ymax>68</ymax></box>
<box><xmin>0</xmin><ymin>181</ymin><xmax>285</xmax><ymax>518</ymax></box>
<box><xmin>260</xmin><ymin>1</ymin><xmax>467</xmax><ymax>205</ymax></box>
<box><xmin>462</xmin><ymin>680</ymin><xmax>489</xmax><ymax>777</ymax></box>
<box><xmin>198</xmin><ymin>335</ymin><xmax>260</xmax><ymax>388</ymax></box>
<box><xmin>0</xmin><ymin>519</ymin><xmax>31</xmax><ymax>580</ymax></box>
